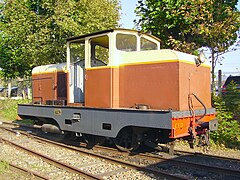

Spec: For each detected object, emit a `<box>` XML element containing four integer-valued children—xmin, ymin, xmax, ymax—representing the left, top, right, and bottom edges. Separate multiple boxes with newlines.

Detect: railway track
<box><xmin>1</xmin><ymin>121</ymin><xmax>240</xmax><ymax>179</ymax></box>
<box><xmin>0</xmin><ymin>124</ymin><xmax>186</xmax><ymax>180</ymax></box>
<box><xmin>0</xmin><ymin>136</ymin><xmax>111</xmax><ymax>180</ymax></box>
<box><xmin>174</xmin><ymin>149</ymin><xmax>240</xmax><ymax>162</ymax></box>
<box><xmin>82</xmin><ymin>143</ymin><xmax>240</xmax><ymax>179</ymax></box>
<box><xmin>1</xmin><ymin>161</ymin><xmax>49</xmax><ymax>180</ymax></box>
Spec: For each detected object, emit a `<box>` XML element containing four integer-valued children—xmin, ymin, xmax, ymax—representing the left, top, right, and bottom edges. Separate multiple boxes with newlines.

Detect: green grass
<box><xmin>0</xmin><ymin>99</ymin><xmax>30</xmax><ymax>121</ymax></box>
<box><xmin>13</xmin><ymin>119</ymin><xmax>35</xmax><ymax>125</ymax></box>
<box><xmin>0</xmin><ymin>161</ymin><xmax>9</xmax><ymax>174</ymax></box>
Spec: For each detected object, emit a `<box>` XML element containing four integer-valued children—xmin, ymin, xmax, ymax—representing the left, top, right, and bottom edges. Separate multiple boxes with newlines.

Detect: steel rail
<box><xmin>63</xmin><ymin>140</ymin><xmax>240</xmax><ymax>178</ymax></box>
<box><xmin>174</xmin><ymin>149</ymin><xmax>240</xmax><ymax>162</ymax></box>
<box><xmin>3</xmin><ymin>123</ymin><xmax>240</xmax><ymax>178</ymax></box>
<box><xmin>93</xmin><ymin>145</ymin><xmax>240</xmax><ymax>178</ymax></box>
<box><xmin>0</xmin><ymin>126</ymin><xmax>186</xmax><ymax>180</ymax></box>
<box><xmin>138</xmin><ymin>153</ymin><xmax>240</xmax><ymax>178</ymax></box>
<box><xmin>0</xmin><ymin>136</ymin><xmax>101</xmax><ymax>180</ymax></box>
<box><xmin>87</xmin><ymin>144</ymin><xmax>240</xmax><ymax>178</ymax></box>
<box><xmin>6</xmin><ymin>161</ymin><xmax>50</xmax><ymax>180</ymax></box>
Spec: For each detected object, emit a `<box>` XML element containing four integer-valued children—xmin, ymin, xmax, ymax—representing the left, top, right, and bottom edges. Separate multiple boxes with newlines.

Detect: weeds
<box><xmin>0</xmin><ymin>99</ymin><xmax>30</xmax><ymax>121</ymax></box>
<box><xmin>0</xmin><ymin>161</ymin><xmax>9</xmax><ymax>174</ymax></box>
<box><xmin>13</xmin><ymin>119</ymin><xmax>35</xmax><ymax>125</ymax></box>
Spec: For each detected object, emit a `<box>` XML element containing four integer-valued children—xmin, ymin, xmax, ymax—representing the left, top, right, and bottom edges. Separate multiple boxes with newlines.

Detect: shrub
<box><xmin>211</xmin><ymin>119</ymin><xmax>240</xmax><ymax>149</ymax></box>
<box><xmin>211</xmin><ymin>94</ymin><xmax>240</xmax><ymax>149</ymax></box>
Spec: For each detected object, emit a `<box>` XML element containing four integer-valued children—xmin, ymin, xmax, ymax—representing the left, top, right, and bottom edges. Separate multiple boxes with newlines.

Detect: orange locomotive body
<box><xmin>85</xmin><ymin>57</ymin><xmax>212</xmax><ymax>111</ymax></box>
<box><xmin>32</xmin><ymin>63</ymin><xmax>68</xmax><ymax>105</ymax></box>
<box><xmin>19</xmin><ymin>29</ymin><xmax>217</xmax><ymax>151</ymax></box>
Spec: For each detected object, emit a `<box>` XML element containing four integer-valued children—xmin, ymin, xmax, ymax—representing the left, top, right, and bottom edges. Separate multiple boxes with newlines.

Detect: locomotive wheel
<box><xmin>113</xmin><ymin>128</ymin><xmax>141</xmax><ymax>152</ymax></box>
<box><xmin>83</xmin><ymin>134</ymin><xmax>105</xmax><ymax>148</ymax></box>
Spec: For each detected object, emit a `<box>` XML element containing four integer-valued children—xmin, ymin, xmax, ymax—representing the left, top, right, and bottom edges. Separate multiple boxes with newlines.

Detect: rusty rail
<box><xmin>6</xmin><ymin>161</ymin><xmax>49</xmax><ymax>180</ymax></box>
<box><xmin>0</xmin><ymin>136</ymin><xmax>101</xmax><ymax>180</ymax></box>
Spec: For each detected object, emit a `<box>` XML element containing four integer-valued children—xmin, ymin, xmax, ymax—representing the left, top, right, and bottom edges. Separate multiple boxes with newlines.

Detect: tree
<box><xmin>199</xmin><ymin>1</ymin><xmax>240</xmax><ymax>91</ymax></box>
<box><xmin>0</xmin><ymin>0</ymin><xmax>120</xmax><ymax>79</ymax></box>
<box><xmin>135</xmin><ymin>0</ymin><xmax>240</xmax><ymax>90</ymax></box>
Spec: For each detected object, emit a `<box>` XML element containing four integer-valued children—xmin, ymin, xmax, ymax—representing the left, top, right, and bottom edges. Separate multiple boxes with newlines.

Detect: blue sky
<box><xmin>120</xmin><ymin>0</ymin><xmax>240</xmax><ymax>74</ymax></box>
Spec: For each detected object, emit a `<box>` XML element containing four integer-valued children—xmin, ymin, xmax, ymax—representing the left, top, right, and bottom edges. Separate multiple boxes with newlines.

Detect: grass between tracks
<box><xmin>0</xmin><ymin>161</ymin><xmax>9</xmax><ymax>174</ymax></box>
<box><xmin>0</xmin><ymin>99</ymin><xmax>30</xmax><ymax>121</ymax></box>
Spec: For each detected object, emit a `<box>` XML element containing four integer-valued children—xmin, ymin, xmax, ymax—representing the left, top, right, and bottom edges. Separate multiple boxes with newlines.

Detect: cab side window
<box><xmin>70</xmin><ymin>42</ymin><xmax>85</xmax><ymax>64</ymax></box>
<box><xmin>90</xmin><ymin>35</ymin><xmax>109</xmax><ymax>67</ymax></box>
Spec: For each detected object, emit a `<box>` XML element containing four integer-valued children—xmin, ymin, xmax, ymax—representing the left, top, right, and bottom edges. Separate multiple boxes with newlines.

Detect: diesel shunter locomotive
<box><xmin>18</xmin><ymin>29</ymin><xmax>218</xmax><ymax>152</ymax></box>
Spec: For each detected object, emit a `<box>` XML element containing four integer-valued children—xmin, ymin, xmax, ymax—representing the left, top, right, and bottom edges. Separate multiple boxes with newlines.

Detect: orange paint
<box><xmin>170</xmin><ymin>114</ymin><xmax>216</xmax><ymax>138</ymax></box>
<box><xmin>85</xmin><ymin>68</ymin><xmax>112</xmax><ymax>108</ymax></box>
<box><xmin>84</xmin><ymin>61</ymin><xmax>212</xmax><ymax>111</ymax></box>
<box><xmin>32</xmin><ymin>72</ymin><xmax>67</xmax><ymax>104</ymax></box>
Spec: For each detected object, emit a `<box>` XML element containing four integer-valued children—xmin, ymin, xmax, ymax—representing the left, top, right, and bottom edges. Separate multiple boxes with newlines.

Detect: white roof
<box><xmin>32</xmin><ymin>63</ymin><xmax>67</xmax><ymax>75</ymax></box>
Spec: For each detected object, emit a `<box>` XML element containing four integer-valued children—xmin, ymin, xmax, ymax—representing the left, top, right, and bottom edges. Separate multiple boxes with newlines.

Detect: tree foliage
<box><xmin>135</xmin><ymin>0</ymin><xmax>240</xmax><ymax>86</ymax></box>
<box><xmin>135</xmin><ymin>0</ymin><xmax>239</xmax><ymax>51</ymax></box>
<box><xmin>0</xmin><ymin>0</ymin><xmax>120</xmax><ymax>79</ymax></box>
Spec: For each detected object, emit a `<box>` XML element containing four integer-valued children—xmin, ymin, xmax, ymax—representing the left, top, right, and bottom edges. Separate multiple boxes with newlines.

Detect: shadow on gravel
<box><xmin>146</xmin><ymin>153</ymin><xmax>240</xmax><ymax>180</ymax></box>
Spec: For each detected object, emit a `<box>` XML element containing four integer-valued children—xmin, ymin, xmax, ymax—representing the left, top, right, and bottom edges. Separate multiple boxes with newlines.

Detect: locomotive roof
<box><xmin>66</xmin><ymin>28</ymin><xmax>161</xmax><ymax>43</ymax></box>
<box><xmin>32</xmin><ymin>63</ymin><xmax>67</xmax><ymax>75</ymax></box>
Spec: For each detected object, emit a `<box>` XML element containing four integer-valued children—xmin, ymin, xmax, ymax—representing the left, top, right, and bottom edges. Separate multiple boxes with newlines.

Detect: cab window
<box><xmin>140</xmin><ymin>37</ymin><xmax>157</xmax><ymax>51</ymax></box>
<box><xmin>70</xmin><ymin>42</ymin><xmax>85</xmax><ymax>64</ymax></box>
<box><xmin>116</xmin><ymin>33</ymin><xmax>137</xmax><ymax>52</ymax></box>
<box><xmin>90</xmin><ymin>35</ymin><xmax>109</xmax><ymax>67</ymax></box>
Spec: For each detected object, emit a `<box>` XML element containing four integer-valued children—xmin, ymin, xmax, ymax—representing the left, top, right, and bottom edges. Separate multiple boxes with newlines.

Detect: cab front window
<box><xmin>116</xmin><ymin>33</ymin><xmax>137</xmax><ymax>52</ymax></box>
<box><xmin>140</xmin><ymin>37</ymin><xmax>157</xmax><ymax>51</ymax></box>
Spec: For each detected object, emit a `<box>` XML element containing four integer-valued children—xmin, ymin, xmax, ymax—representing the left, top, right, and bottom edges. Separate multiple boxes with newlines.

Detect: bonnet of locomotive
<box><xmin>32</xmin><ymin>63</ymin><xmax>68</xmax><ymax>105</ymax></box>
<box><xmin>111</xmin><ymin>49</ymin><xmax>212</xmax><ymax>111</ymax></box>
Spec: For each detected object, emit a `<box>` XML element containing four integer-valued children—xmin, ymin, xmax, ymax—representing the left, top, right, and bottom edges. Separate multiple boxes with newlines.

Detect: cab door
<box><xmin>67</xmin><ymin>41</ymin><xmax>85</xmax><ymax>104</ymax></box>
<box><xmin>84</xmin><ymin>35</ymin><xmax>112</xmax><ymax>108</ymax></box>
